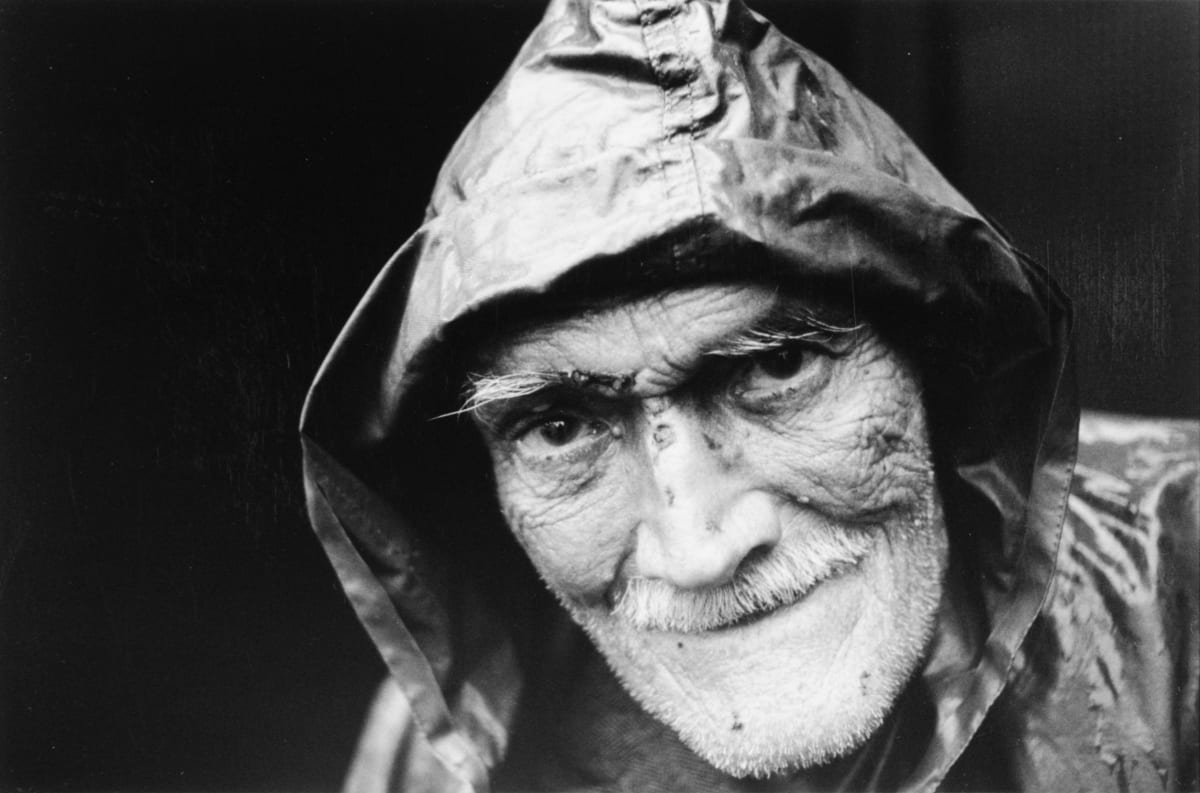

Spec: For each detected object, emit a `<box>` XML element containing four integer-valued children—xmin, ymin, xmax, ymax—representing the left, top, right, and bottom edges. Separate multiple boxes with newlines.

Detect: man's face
<box><xmin>469</xmin><ymin>282</ymin><xmax>948</xmax><ymax>778</ymax></box>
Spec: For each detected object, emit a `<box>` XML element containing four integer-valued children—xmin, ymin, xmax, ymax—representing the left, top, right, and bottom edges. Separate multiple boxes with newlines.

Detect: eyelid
<box><xmin>497</xmin><ymin>401</ymin><xmax>566</xmax><ymax>441</ymax></box>
<box><xmin>728</xmin><ymin>343</ymin><xmax>834</xmax><ymax>410</ymax></box>
<box><xmin>511</xmin><ymin>413</ymin><xmax>617</xmax><ymax>470</ymax></box>
<box><xmin>468</xmin><ymin>385</ymin><xmax>568</xmax><ymax>434</ymax></box>
<box><xmin>501</xmin><ymin>396</ymin><xmax>617</xmax><ymax>444</ymax></box>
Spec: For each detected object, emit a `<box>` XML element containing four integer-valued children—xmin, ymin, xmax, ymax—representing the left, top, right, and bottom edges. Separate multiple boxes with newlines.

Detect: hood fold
<box><xmin>300</xmin><ymin>1</ymin><xmax>1077</xmax><ymax>789</ymax></box>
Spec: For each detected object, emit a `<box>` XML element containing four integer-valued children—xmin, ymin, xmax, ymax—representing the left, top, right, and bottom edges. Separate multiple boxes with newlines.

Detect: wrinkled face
<box><xmin>468</xmin><ymin>282</ymin><xmax>948</xmax><ymax>778</ymax></box>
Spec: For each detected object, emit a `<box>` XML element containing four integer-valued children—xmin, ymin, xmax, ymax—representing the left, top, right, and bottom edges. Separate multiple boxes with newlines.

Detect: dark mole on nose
<box><xmin>702</xmin><ymin>433</ymin><xmax>720</xmax><ymax>451</ymax></box>
<box><xmin>652</xmin><ymin>423</ymin><xmax>675</xmax><ymax>450</ymax></box>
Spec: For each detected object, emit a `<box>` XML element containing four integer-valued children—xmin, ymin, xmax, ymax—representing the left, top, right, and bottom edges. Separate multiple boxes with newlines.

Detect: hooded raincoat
<box><xmin>299</xmin><ymin>1</ymin><xmax>1199</xmax><ymax>790</ymax></box>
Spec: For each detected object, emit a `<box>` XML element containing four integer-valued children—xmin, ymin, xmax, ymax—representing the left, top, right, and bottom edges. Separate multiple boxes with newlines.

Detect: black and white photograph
<box><xmin>2</xmin><ymin>1</ymin><xmax>1197</xmax><ymax>791</ymax></box>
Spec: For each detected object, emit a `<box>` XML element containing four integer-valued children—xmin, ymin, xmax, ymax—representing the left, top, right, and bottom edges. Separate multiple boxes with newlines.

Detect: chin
<box><xmin>673</xmin><ymin>689</ymin><xmax>890</xmax><ymax>779</ymax></box>
<box><xmin>567</xmin><ymin>507</ymin><xmax>948</xmax><ymax>780</ymax></box>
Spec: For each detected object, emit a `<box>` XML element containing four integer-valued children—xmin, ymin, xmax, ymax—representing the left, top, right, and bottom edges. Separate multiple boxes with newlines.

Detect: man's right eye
<box><xmin>516</xmin><ymin>413</ymin><xmax>611</xmax><ymax>458</ymax></box>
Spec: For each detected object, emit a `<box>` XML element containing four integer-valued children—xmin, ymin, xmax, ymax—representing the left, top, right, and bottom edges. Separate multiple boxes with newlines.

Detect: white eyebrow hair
<box><xmin>705</xmin><ymin>312</ymin><xmax>861</xmax><ymax>357</ymax></box>
<box><xmin>433</xmin><ymin>369</ymin><xmax>636</xmax><ymax>420</ymax></box>
<box><xmin>437</xmin><ymin>371</ymin><xmax>567</xmax><ymax>419</ymax></box>
<box><xmin>704</xmin><ymin>307</ymin><xmax>862</xmax><ymax>356</ymax></box>
<box><xmin>437</xmin><ymin>307</ymin><xmax>861</xmax><ymax>420</ymax></box>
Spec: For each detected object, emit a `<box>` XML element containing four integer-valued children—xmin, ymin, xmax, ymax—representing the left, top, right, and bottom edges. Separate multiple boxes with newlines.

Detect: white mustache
<box><xmin>612</xmin><ymin>527</ymin><xmax>873</xmax><ymax>633</ymax></box>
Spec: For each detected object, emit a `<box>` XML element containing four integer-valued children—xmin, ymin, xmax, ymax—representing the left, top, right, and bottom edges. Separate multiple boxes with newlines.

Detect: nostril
<box><xmin>734</xmin><ymin>543</ymin><xmax>773</xmax><ymax>578</ymax></box>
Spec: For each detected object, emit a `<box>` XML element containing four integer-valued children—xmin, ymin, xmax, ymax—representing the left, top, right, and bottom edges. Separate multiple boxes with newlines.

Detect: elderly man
<box><xmin>300</xmin><ymin>1</ymin><xmax>1199</xmax><ymax>790</ymax></box>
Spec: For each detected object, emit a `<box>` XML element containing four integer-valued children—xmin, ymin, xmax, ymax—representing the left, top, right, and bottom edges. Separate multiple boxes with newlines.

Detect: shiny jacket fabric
<box><xmin>298</xmin><ymin>1</ymin><xmax>1199</xmax><ymax>790</ymax></box>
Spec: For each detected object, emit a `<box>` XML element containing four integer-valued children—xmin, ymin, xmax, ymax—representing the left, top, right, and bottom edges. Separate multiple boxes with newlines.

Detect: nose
<box><xmin>634</xmin><ymin>411</ymin><xmax>781</xmax><ymax>590</ymax></box>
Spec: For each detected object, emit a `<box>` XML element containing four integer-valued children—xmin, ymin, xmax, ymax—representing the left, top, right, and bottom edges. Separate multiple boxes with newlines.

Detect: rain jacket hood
<box><xmin>297</xmin><ymin>1</ymin><xmax>1180</xmax><ymax>790</ymax></box>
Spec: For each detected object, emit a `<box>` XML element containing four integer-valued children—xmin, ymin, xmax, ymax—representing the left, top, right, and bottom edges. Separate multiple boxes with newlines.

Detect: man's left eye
<box><xmin>733</xmin><ymin>344</ymin><xmax>823</xmax><ymax>404</ymax></box>
<box><xmin>751</xmin><ymin>346</ymin><xmax>807</xmax><ymax>380</ymax></box>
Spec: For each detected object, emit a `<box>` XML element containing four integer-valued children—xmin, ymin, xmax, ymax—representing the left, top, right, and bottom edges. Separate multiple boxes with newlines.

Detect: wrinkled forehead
<box><xmin>470</xmin><ymin>281</ymin><xmax>860</xmax><ymax>379</ymax></box>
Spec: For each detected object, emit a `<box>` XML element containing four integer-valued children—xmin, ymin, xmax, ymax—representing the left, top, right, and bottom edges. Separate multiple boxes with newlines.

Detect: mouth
<box><xmin>612</xmin><ymin>550</ymin><xmax>868</xmax><ymax>635</ymax></box>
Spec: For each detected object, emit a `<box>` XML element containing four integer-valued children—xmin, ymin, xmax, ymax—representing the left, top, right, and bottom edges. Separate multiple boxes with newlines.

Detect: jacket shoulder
<box><xmin>1000</xmin><ymin>411</ymin><xmax>1199</xmax><ymax>792</ymax></box>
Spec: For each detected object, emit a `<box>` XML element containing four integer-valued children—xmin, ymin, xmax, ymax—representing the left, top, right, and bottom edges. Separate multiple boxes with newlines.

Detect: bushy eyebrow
<box><xmin>437</xmin><ymin>369</ymin><xmax>635</xmax><ymax>420</ymax></box>
<box><xmin>442</xmin><ymin>371</ymin><xmax>572</xmax><ymax>420</ymax></box>
<box><xmin>440</xmin><ymin>306</ymin><xmax>861</xmax><ymax>420</ymax></box>
<box><xmin>704</xmin><ymin>308</ymin><xmax>861</xmax><ymax>357</ymax></box>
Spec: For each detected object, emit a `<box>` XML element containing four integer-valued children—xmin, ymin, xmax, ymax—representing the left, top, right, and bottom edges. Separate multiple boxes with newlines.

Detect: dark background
<box><xmin>1</xmin><ymin>1</ymin><xmax>1196</xmax><ymax>790</ymax></box>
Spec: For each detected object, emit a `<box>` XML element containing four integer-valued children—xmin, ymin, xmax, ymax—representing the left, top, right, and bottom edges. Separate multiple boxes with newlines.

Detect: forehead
<box><xmin>472</xmin><ymin>282</ymin><xmax>840</xmax><ymax>389</ymax></box>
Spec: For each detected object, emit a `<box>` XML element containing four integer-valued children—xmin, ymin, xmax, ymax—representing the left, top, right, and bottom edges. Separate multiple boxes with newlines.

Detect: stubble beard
<box><xmin>564</xmin><ymin>478</ymin><xmax>948</xmax><ymax>780</ymax></box>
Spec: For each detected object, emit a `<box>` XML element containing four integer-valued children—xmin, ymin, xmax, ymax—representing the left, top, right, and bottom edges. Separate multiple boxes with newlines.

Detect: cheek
<box><xmin>748</xmin><ymin>355</ymin><xmax>932</xmax><ymax>519</ymax></box>
<box><xmin>491</xmin><ymin>452</ymin><xmax>639</xmax><ymax>604</ymax></box>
